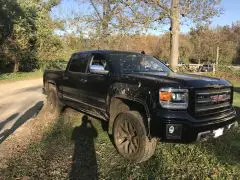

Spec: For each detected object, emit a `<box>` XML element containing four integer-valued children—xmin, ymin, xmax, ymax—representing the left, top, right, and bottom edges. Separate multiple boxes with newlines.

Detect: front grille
<box><xmin>193</xmin><ymin>87</ymin><xmax>233</xmax><ymax>120</ymax></box>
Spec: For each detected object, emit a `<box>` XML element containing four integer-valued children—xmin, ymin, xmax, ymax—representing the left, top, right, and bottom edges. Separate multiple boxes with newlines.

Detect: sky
<box><xmin>211</xmin><ymin>0</ymin><xmax>240</xmax><ymax>27</ymax></box>
<box><xmin>51</xmin><ymin>0</ymin><xmax>240</xmax><ymax>35</ymax></box>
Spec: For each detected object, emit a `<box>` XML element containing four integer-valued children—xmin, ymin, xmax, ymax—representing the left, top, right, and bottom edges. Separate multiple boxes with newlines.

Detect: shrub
<box><xmin>19</xmin><ymin>56</ymin><xmax>40</xmax><ymax>72</ymax></box>
<box><xmin>212</xmin><ymin>65</ymin><xmax>240</xmax><ymax>81</ymax></box>
<box><xmin>39</xmin><ymin>59</ymin><xmax>68</xmax><ymax>71</ymax></box>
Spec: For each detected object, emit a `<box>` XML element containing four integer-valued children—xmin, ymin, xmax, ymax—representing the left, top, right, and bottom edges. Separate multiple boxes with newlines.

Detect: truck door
<box><xmin>62</xmin><ymin>53</ymin><xmax>89</xmax><ymax>107</ymax></box>
<box><xmin>83</xmin><ymin>53</ymin><xmax>110</xmax><ymax>112</ymax></box>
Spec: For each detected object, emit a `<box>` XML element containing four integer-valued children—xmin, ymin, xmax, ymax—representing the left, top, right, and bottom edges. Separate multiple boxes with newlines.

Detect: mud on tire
<box><xmin>46</xmin><ymin>86</ymin><xmax>63</xmax><ymax>116</ymax></box>
<box><xmin>113</xmin><ymin>111</ymin><xmax>157</xmax><ymax>163</ymax></box>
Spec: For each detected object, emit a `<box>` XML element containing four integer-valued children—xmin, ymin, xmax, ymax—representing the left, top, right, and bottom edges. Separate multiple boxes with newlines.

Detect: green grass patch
<box><xmin>1</xmin><ymin>106</ymin><xmax>240</xmax><ymax>179</ymax></box>
<box><xmin>233</xmin><ymin>82</ymin><xmax>240</xmax><ymax>108</ymax></box>
<box><xmin>0</xmin><ymin>71</ymin><xmax>43</xmax><ymax>83</ymax></box>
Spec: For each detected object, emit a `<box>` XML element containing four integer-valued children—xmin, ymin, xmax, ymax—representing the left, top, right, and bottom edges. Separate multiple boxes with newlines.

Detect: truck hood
<box><xmin>124</xmin><ymin>72</ymin><xmax>232</xmax><ymax>88</ymax></box>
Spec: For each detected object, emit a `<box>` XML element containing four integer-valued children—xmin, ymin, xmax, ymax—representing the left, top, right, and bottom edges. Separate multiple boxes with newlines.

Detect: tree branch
<box><xmin>143</xmin><ymin>0</ymin><xmax>170</xmax><ymax>16</ymax></box>
<box><xmin>180</xmin><ymin>0</ymin><xmax>191</xmax><ymax>17</ymax></box>
<box><xmin>89</xmin><ymin>0</ymin><xmax>103</xmax><ymax>21</ymax></box>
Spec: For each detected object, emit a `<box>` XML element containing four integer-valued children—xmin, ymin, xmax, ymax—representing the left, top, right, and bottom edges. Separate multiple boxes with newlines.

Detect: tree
<box><xmin>0</xmin><ymin>0</ymin><xmax>24</xmax><ymax>72</ymax></box>
<box><xmin>0</xmin><ymin>0</ymin><xmax>62</xmax><ymax>73</ymax></box>
<box><xmin>123</xmin><ymin>0</ymin><xmax>222</xmax><ymax>71</ymax></box>
<box><xmin>72</xmin><ymin>0</ymin><xmax>120</xmax><ymax>48</ymax></box>
<box><xmin>71</xmin><ymin>0</ymin><xmax>150</xmax><ymax>49</ymax></box>
<box><xmin>189</xmin><ymin>26</ymin><xmax>213</xmax><ymax>64</ymax></box>
<box><xmin>189</xmin><ymin>24</ymin><xmax>239</xmax><ymax>65</ymax></box>
<box><xmin>88</xmin><ymin>0</ymin><xmax>118</xmax><ymax>48</ymax></box>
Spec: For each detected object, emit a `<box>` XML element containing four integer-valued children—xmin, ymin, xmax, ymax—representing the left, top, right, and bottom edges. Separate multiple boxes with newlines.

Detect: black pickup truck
<box><xmin>43</xmin><ymin>50</ymin><xmax>238</xmax><ymax>162</ymax></box>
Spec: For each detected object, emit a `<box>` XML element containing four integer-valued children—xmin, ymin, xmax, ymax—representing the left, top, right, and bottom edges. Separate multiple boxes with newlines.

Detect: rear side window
<box><xmin>68</xmin><ymin>53</ymin><xmax>88</xmax><ymax>73</ymax></box>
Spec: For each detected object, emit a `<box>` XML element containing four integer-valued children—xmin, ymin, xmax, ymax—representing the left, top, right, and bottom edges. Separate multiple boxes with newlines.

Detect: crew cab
<box><xmin>43</xmin><ymin>50</ymin><xmax>238</xmax><ymax>162</ymax></box>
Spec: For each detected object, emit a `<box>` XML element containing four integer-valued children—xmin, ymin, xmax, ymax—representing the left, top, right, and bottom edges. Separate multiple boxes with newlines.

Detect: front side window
<box><xmin>89</xmin><ymin>53</ymin><xmax>109</xmax><ymax>71</ymax></box>
<box><xmin>109</xmin><ymin>54</ymin><xmax>171</xmax><ymax>73</ymax></box>
<box><xmin>68</xmin><ymin>53</ymin><xmax>88</xmax><ymax>73</ymax></box>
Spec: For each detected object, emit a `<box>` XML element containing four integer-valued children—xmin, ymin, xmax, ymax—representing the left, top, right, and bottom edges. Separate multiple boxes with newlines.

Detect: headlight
<box><xmin>159</xmin><ymin>88</ymin><xmax>188</xmax><ymax>109</ymax></box>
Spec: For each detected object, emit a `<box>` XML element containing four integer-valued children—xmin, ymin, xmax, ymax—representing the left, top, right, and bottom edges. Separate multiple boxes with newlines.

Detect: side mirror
<box><xmin>90</xmin><ymin>65</ymin><xmax>109</xmax><ymax>75</ymax></box>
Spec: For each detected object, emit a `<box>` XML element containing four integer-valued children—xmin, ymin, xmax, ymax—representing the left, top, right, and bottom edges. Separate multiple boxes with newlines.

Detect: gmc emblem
<box><xmin>210</xmin><ymin>94</ymin><xmax>227</xmax><ymax>103</ymax></box>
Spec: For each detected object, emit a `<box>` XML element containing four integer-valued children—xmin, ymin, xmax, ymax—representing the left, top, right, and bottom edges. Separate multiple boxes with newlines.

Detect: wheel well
<box><xmin>45</xmin><ymin>81</ymin><xmax>55</xmax><ymax>94</ymax></box>
<box><xmin>108</xmin><ymin>97</ymin><xmax>148</xmax><ymax>134</ymax></box>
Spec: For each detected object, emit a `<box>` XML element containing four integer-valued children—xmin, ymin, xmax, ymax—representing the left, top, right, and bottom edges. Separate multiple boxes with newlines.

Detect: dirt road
<box><xmin>0</xmin><ymin>79</ymin><xmax>45</xmax><ymax>143</ymax></box>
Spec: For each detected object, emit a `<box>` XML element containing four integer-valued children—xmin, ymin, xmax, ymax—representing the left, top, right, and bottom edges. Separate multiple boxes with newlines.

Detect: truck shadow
<box><xmin>0</xmin><ymin>101</ymin><xmax>43</xmax><ymax>144</ymax></box>
<box><xmin>69</xmin><ymin>115</ymin><xmax>99</xmax><ymax>179</ymax></box>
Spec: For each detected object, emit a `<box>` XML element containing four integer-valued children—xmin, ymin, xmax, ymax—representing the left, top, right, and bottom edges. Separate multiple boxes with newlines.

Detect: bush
<box><xmin>211</xmin><ymin>65</ymin><xmax>240</xmax><ymax>81</ymax></box>
<box><xmin>0</xmin><ymin>56</ymin><xmax>10</xmax><ymax>74</ymax></box>
<box><xmin>20</xmin><ymin>56</ymin><xmax>40</xmax><ymax>72</ymax></box>
<box><xmin>39</xmin><ymin>59</ymin><xmax>68</xmax><ymax>71</ymax></box>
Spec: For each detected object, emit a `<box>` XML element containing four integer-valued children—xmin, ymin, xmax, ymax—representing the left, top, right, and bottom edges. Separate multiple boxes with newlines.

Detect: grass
<box><xmin>0</xmin><ymin>71</ymin><xmax>42</xmax><ymax>83</ymax></box>
<box><xmin>233</xmin><ymin>81</ymin><xmax>240</xmax><ymax>107</ymax></box>
<box><xmin>0</xmin><ymin>81</ymin><xmax>240</xmax><ymax>179</ymax></box>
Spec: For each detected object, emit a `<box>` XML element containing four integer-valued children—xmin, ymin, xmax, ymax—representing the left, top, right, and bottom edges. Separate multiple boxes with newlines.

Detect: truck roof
<box><xmin>75</xmin><ymin>50</ymin><xmax>142</xmax><ymax>55</ymax></box>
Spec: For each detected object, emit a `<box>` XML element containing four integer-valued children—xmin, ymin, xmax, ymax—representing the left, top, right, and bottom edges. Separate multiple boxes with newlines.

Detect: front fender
<box><xmin>107</xmin><ymin>82</ymin><xmax>156</xmax><ymax>136</ymax></box>
<box><xmin>107</xmin><ymin>82</ymin><xmax>152</xmax><ymax>115</ymax></box>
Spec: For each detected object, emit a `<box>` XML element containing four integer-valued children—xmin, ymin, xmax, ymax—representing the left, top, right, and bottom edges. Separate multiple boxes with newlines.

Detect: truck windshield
<box><xmin>109</xmin><ymin>54</ymin><xmax>171</xmax><ymax>73</ymax></box>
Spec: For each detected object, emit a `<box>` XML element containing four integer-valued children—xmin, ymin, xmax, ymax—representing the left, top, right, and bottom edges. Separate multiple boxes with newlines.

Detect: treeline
<box><xmin>0</xmin><ymin>0</ymin><xmax>240</xmax><ymax>73</ymax></box>
<box><xmin>61</xmin><ymin>23</ymin><xmax>240</xmax><ymax>65</ymax></box>
<box><xmin>156</xmin><ymin>23</ymin><xmax>240</xmax><ymax>65</ymax></box>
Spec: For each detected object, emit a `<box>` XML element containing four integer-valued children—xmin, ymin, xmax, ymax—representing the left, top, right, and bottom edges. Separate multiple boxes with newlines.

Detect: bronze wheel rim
<box><xmin>116</xmin><ymin>118</ymin><xmax>140</xmax><ymax>155</ymax></box>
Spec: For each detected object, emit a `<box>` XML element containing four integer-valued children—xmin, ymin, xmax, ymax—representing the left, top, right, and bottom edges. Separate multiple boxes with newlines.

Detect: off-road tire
<box><xmin>113</xmin><ymin>111</ymin><xmax>157</xmax><ymax>163</ymax></box>
<box><xmin>46</xmin><ymin>86</ymin><xmax>63</xmax><ymax>116</ymax></box>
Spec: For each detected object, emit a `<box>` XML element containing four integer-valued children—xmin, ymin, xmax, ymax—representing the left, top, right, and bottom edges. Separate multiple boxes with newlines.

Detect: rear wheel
<box><xmin>113</xmin><ymin>111</ymin><xmax>157</xmax><ymax>163</ymax></box>
<box><xmin>47</xmin><ymin>86</ymin><xmax>63</xmax><ymax>116</ymax></box>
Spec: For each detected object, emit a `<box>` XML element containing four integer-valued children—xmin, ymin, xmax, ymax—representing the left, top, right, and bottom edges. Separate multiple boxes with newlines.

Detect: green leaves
<box><xmin>0</xmin><ymin>0</ymin><xmax>62</xmax><ymax>72</ymax></box>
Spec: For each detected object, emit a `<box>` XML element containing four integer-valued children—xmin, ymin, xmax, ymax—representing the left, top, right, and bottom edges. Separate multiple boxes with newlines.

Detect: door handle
<box><xmin>80</xmin><ymin>79</ymin><xmax>87</xmax><ymax>83</ymax></box>
<box><xmin>63</xmin><ymin>76</ymin><xmax>69</xmax><ymax>80</ymax></box>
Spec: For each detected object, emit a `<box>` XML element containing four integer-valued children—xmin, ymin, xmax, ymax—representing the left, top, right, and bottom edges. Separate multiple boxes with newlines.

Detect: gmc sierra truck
<box><xmin>43</xmin><ymin>50</ymin><xmax>238</xmax><ymax>162</ymax></box>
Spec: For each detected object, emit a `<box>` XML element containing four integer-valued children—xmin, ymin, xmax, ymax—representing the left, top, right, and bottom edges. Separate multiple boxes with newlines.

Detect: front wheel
<box><xmin>113</xmin><ymin>111</ymin><xmax>157</xmax><ymax>163</ymax></box>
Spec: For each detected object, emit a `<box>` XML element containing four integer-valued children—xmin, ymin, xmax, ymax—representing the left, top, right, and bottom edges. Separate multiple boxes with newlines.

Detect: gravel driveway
<box><xmin>0</xmin><ymin>79</ymin><xmax>45</xmax><ymax>143</ymax></box>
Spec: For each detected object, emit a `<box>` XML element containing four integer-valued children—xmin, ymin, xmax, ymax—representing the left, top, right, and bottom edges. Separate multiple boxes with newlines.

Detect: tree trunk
<box><xmin>13</xmin><ymin>56</ymin><xmax>19</xmax><ymax>73</ymax></box>
<box><xmin>216</xmin><ymin>46</ymin><xmax>219</xmax><ymax>65</ymax></box>
<box><xmin>102</xmin><ymin>0</ymin><xmax>110</xmax><ymax>49</ymax></box>
<box><xmin>169</xmin><ymin>0</ymin><xmax>180</xmax><ymax>72</ymax></box>
<box><xmin>214</xmin><ymin>46</ymin><xmax>219</xmax><ymax>73</ymax></box>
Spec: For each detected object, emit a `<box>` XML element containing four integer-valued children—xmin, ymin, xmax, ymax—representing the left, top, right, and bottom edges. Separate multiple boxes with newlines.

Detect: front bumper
<box><xmin>196</xmin><ymin>121</ymin><xmax>238</xmax><ymax>141</ymax></box>
<box><xmin>150</xmin><ymin>108</ymin><xmax>238</xmax><ymax>143</ymax></box>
